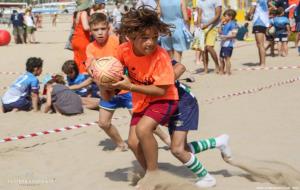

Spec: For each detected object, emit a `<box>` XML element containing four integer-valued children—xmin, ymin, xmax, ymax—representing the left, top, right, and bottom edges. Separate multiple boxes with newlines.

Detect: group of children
<box><xmin>1</xmin><ymin>6</ymin><xmax>232</xmax><ymax>188</ymax></box>
<box><xmin>266</xmin><ymin>7</ymin><xmax>291</xmax><ymax>57</ymax></box>
<box><xmin>192</xmin><ymin>0</ymin><xmax>300</xmax><ymax>75</ymax></box>
<box><xmin>192</xmin><ymin>8</ymin><xmax>239</xmax><ymax>75</ymax></box>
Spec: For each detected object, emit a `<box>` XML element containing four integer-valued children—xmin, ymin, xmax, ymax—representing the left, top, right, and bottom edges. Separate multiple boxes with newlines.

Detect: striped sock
<box><xmin>184</xmin><ymin>153</ymin><xmax>208</xmax><ymax>178</ymax></box>
<box><xmin>188</xmin><ymin>138</ymin><xmax>216</xmax><ymax>154</ymax></box>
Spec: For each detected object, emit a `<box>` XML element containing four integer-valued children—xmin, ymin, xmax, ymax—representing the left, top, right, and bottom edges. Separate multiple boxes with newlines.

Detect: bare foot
<box><xmin>204</xmin><ymin>68</ymin><xmax>209</xmax><ymax>74</ymax></box>
<box><xmin>260</xmin><ymin>63</ymin><xmax>266</xmax><ymax>68</ymax></box>
<box><xmin>115</xmin><ymin>143</ymin><xmax>128</xmax><ymax>152</ymax></box>
<box><xmin>12</xmin><ymin>108</ymin><xmax>19</xmax><ymax>112</ymax></box>
<box><xmin>195</xmin><ymin>60</ymin><xmax>202</xmax><ymax>65</ymax></box>
<box><xmin>127</xmin><ymin>169</ymin><xmax>145</xmax><ymax>186</ymax></box>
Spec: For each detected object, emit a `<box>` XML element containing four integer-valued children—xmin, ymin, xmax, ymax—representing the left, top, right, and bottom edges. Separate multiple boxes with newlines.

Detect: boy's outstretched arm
<box><xmin>68</xmin><ymin>77</ymin><xmax>93</xmax><ymax>90</ymax></box>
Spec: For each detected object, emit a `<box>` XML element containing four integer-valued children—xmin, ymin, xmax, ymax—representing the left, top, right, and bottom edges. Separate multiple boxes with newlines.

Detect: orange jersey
<box><xmin>86</xmin><ymin>35</ymin><xmax>127</xmax><ymax>95</ymax></box>
<box><xmin>85</xmin><ymin>35</ymin><xmax>119</xmax><ymax>68</ymax></box>
<box><xmin>117</xmin><ymin>42</ymin><xmax>178</xmax><ymax>113</ymax></box>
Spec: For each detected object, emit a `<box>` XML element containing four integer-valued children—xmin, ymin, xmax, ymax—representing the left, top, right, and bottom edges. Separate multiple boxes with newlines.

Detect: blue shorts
<box><xmin>168</xmin><ymin>89</ymin><xmax>199</xmax><ymax>135</ymax></box>
<box><xmin>99</xmin><ymin>92</ymin><xmax>132</xmax><ymax>111</ymax></box>
<box><xmin>220</xmin><ymin>47</ymin><xmax>233</xmax><ymax>58</ymax></box>
<box><xmin>2</xmin><ymin>97</ymin><xmax>32</xmax><ymax>112</ymax></box>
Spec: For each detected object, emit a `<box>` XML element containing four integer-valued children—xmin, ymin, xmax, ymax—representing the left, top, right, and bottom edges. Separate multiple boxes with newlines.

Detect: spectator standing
<box><xmin>10</xmin><ymin>10</ymin><xmax>25</xmax><ymax>44</ymax></box>
<box><xmin>159</xmin><ymin>0</ymin><xmax>191</xmax><ymax>62</ymax></box>
<box><xmin>250</xmin><ymin>0</ymin><xmax>270</xmax><ymax>66</ymax></box>
<box><xmin>197</xmin><ymin>0</ymin><xmax>222</xmax><ymax>73</ymax></box>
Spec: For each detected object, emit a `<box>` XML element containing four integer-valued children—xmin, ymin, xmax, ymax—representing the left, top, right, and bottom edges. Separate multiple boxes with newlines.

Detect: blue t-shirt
<box><xmin>67</xmin><ymin>74</ymin><xmax>90</xmax><ymax>97</ymax></box>
<box><xmin>270</xmin><ymin>16</ymin><xmax>290</xmax><ymax>35</ymax></box>
<box><xmin>221</xmin><ymin>21</ymin><xmax>238</xmax><ymax>47</ymax></box>
<box><xmin>253</xmin><ymin>0</ymin><xmax>270</xmax><ymax>27</ymax></box>
<box><xmin>10</xmin><ymin>13</ymin><xmax>24</xmax><ymax>27</ymax></box>
<box><xmin>2</xmin><ymin>72</ymin><xmax>39</xmax><ymax>104</ymax></box>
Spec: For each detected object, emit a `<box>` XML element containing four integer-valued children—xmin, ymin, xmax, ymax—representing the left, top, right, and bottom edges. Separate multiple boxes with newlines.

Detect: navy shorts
<box><xmin>220</xmin><ymin>47</ymin><xmax>233</xmax><ymax>58</ymax></box>
<box><xmin>99</xmin><ymin>92</ymin><xmax>132</xmax><ymax>111</ymax></box>
<box><xmin>2</xmin><ymin>97</ymin><xmax>32</xmax><ymax>112</ymax></box>
<box><xmin>275</xmin><ymin>33</ymin><xmax>288</xmax><ymax>42</ymax></box>
<box><xmin>168</xmin><ymin>90</ymin><xmax>199</xmax><ymax>135</ymax></box>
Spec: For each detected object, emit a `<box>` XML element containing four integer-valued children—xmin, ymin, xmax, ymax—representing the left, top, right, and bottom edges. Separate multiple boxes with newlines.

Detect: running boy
<box><xmin>110</xmin><ymin>7</ymin><xmax>231</xmax><ymax>188</ymax></box>
<box><xmin>169</xmin><ymin>59</ymin><xmax>231</xmax><ymax>187</ymax></box>
<box><xmin>1</xmin><ymin>57</ymin><xmax>43</xmax><ymax>113</ymax></box>
<box><xmin>218</xmin><ymin>9</ymin><xmax>238</xmax><ymax>75</ymax></box>
<box><xmin>87</xmin><ymin>13</ymin><xmax>171</xmax><ymax>150</ymax></box>
<box><xmin>105</xmin><ymin>7</ymin><xmax>179</xmax><ymax>170</ymax></box>
<box><xmin>270</xmin><ymin>7</ymin><xmax>291</xmax><ymax>57</ymax></box>
<box><xmin>86</xmin><ymin>12</ymin><xmax>131</xmax><ymax>151</ymax></box>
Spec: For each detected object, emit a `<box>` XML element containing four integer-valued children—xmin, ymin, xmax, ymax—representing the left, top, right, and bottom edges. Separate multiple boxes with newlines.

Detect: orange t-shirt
<box><xmin>85</xmin><ymin>35</ymin><xmax>119</xmax><ymax>68</ymax></box>
<box><xmin>86</xmin><ymin>35</ymin><xmax>128</xmax><ymax>95</ymax></box>
<box><xmin>117</xmin><ymin>42</ymin><xmax>179</xmax><ymax>113</ymax></box>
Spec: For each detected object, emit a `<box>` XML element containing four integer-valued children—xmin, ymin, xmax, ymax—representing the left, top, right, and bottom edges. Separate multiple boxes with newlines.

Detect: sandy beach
<box><xmin>0</xmin><ymin>15</ymin><xmax>300</xmax><ymax>190</ymax></box>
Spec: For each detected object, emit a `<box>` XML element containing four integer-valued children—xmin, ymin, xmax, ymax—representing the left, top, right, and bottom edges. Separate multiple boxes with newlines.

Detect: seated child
<box><xmin>1</xmin><ymin>57</ymin><xmax>43</xmax><ymax>113</ymax></box>
<box><xmin>43</xmin><ymin>74</ymin><xmax>83</xmax><ymax>115</ymax></box>
<box><xmin>62</xmin><ymin>60</ymin><xmax>100</xmax><ymax>109</ymax></box>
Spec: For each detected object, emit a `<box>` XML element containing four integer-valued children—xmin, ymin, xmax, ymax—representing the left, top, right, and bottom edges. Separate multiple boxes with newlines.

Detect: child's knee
<box><xmin>136</xmin><ymin>125</ymin><xmax>153</xmax><ymax>139</ymax></box>
<box><xmin>170</xmin><ymin>145</ymin><xmax>185</xmax><ymax>158</ymax></box>
<box><xmin>98</xmin><ymin>120</ymin><xmax>111</xmax><ymax>130</ymax></box>
<box><xmin>127</xmin><ymin>138</ymin><xmax>138</xmax><ymax>151</ymax></box>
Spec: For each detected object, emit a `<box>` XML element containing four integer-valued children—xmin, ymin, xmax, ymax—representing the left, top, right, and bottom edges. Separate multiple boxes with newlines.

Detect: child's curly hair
<box><xmin>119</xmin><ymin>6</ymin><xmax>173</xmax><ymax>39</ymax></box>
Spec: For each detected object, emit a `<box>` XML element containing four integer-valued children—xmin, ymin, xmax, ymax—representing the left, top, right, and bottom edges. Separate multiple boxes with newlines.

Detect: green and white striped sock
<box><xmin>188</xmin><ymin>138</ymin><xmax>216</xmax><ymax>154</ymax></box>
<box><xmin>184</xmin><ymin>153</ymin><xmax>208</xmax><ymax>178</ymax></box>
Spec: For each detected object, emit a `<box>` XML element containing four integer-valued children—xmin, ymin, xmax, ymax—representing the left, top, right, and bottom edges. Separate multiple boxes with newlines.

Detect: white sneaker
<box><xmin>216</xmin><ymin>134</ymin><xmax>232</xmax><ymax>161</ymax></box>
<box><xmin>195</xmin><ymin>173</ymin><xmax>216</xmax><ymax>188</ymax></box>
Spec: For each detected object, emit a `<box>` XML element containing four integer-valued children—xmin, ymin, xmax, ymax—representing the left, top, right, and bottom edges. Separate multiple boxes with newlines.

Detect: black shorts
<box><xmin>220</xmin><ymin>47</ymin><xmax>233</xmax><ymax>58</ymax></box>
<box><xmin>252</xmin><ymin>26</ymin><xmax>267</xmax><ymax>34</ymax></box>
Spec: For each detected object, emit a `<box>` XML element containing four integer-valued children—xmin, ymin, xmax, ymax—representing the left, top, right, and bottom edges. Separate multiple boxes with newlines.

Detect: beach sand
<box><xmin>0</xmin><ymin>15</ymin><xmax>300</xmax><ymax>190</ymax></box>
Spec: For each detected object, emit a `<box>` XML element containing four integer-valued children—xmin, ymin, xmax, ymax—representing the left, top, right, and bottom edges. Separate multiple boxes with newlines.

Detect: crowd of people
<box><xmin>8</xmin><ymin>8</ymin><xmax>61</xmax><ymax>44</ymax></box>
<box><xmin>1</xmin><ymin>0</ymin><xmax>300</xmax><ymax>188</ymax></box>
